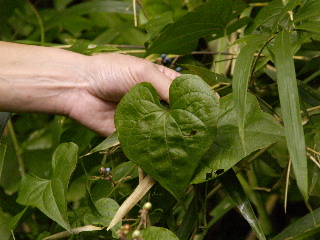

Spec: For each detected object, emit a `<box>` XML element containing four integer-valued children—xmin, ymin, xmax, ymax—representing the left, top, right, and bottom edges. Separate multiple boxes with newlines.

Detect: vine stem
<box><xmin>27</xmin><ymin>0</ymin><xmax>45</xmax><ymax>45</ymax></box>
<box><xmin>43</xmin><ymin>225</ymin><xmax>103</xmax><ymax>240</ymax></box>
<box><xmin>249</xmin><ymin>35</ymin><xmax>276</xmax><ymax>86</ymax></box>
<box><xmin>7</xmin><ymin>120</ymin><xmax>25</xmax><ymax>177</ymax></box>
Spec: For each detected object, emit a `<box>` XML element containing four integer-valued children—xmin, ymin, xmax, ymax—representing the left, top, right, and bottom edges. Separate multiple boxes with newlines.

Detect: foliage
<box><xmin>0</xmin><ymin>0</ymin><xmax>320</xmax><ymax>239</ymax></box>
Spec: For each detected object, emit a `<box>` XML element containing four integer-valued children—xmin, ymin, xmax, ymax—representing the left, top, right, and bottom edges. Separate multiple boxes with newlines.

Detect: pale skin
<box><xmin>0</xmin><ymin>41</ymin><xmax>180</xmax><ymax>136</ymax></box>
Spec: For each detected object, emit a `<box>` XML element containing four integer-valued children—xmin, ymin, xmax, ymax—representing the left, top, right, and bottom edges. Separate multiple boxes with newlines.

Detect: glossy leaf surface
<box><xmin>220</xmin><ymin>170</ymin><xmax>266</xmax><ymax>240</ymax></box>
<box><xmin>17</xmin><ymin>143</ymin><xmax>78</xmax><ymax>230</ymax></box>
<box><xmin>115</xmin><ymin>75</ymin><xmax>219</xmax><ymax>201</ymax></box>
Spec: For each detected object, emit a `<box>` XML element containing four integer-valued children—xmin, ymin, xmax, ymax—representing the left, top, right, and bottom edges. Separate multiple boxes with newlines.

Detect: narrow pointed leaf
<box><xmin>220</xmin><ymin>169</ymin><xmax>266</xmax><ymax>240</ymax></box>
<box><xmin>115</xmin><ymin>75</ymin><xmax>219</xmax><ymax>201</ymax></box>
<box><xmin>17</xmin><ymin>143</ymin><xmax>78</xmax><ymax>230</ymax></box>
<box><xmin>84</xmin><ymin>131</ymin><xmax>119</xmax><ymax>156</ymax></box>
<box><xmin>233</xmin><ymin>34</ymin><xmax>270</xmax><ymax>149</ymax></box>
<box><xmin>271</xmin><ymin>207</ymin><xmax>320</xmax><ymax>240</ymax></box>
<box><xmin>274</xmin><ymin>30</ymin><xmax>308</xmax><ymax>202</ymax></box>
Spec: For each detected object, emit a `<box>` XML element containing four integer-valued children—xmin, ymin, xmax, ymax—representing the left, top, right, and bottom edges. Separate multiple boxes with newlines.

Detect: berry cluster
<box><xmin>161</xmin><ymin>54</ymin><xmax>182</xmax><ymax>73</ymax></box>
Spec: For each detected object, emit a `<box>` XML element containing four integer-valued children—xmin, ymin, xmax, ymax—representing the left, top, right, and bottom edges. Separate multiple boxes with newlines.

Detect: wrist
<box><xmin>0</xmin><ymin>42</ymin><xmax>89</xmax><ymax>115</ymax></box>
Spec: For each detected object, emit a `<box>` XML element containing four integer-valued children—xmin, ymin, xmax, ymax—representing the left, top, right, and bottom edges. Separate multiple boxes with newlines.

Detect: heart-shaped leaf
<box><xmin>17</xmin><ymin>143</ymin><xmax>78</xmax><ymax>231</ymax></box>
<box><xmin>115</xmin><ymin>74</ymin><xmax>219</xmax><ymax>201</ymax></box>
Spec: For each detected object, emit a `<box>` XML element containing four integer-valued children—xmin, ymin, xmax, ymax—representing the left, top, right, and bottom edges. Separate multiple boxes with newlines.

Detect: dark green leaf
<box><xmin>17</xmin><ymin>143</ymin><xmax>78</xmax><ymax>230</ymax></box>
<box><xmin>220</xmin><ymin>170</ymin><xmax>266</xmax><ymax>240</ymax></box>
<box><xmin>183</xmin><ymin>64</ymin><xmax>231</xmax><ymax>86</ymax></box>
<box><xmin>177</xmin><ymin>196</ymin><xmax>198</xmax><ymax>240</ymax></box>
<box><xmin>274</xmin><ymin>30</ymin><xmax>308</xmax><ymax>203</ymax></box>
<box><xmin>141</xmin><ymin>226</ymin><xmax>179</xmax><ymax>240</ymax></box>
<box><xmin>84</xmin><ymin>131</ymin><xmax>119</xmax><ymax>156</ymax></box>
<box><xmin>298</xmin><ymin>80</ymin><xmax>320</xmax><ymax>107</ymax></box>
<box><xmin>245</xmin><ymin>0</ymin><xmax>283</xmax><ymax>34</ymax></box>
<box><xmin>146</xmin><ymin>0</ymin><xmax>246</xmax><ymax>55</ymax></box>
<box><xmin>115</xmin><ymin>75</ymin><xmax>219</xmax><ymax>201</ymax></box>
<box><xmin>295</xmin><ymin>0</ymin><xmax>320</xmax><ymax>22</ymax></box>
<box><xmin>232</xmin><ymin>33</ymin><xmax>270</xmax><ymax>148</ymax></box>
<box><xmin>192</xmin><ymin>93</ymin><xmax>284</xmax><ymax>184</ymax></box>
<box><xmin>271</xmin><ymin>207</ymin><xmax>320</xmax><ymax>240</ymax></box>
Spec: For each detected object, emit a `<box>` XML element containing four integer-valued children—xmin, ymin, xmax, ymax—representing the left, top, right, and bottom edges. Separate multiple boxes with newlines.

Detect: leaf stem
<box><xmin>27</xmin><ymin>0</ymin><xmax>45</xmax><ymax>45</ymax></box>
<box><xmin>43</xmin><ymin>225</ymin><xmax>103</xmax><ymax>240</ymax></box>
<box><xmin>249</xmin><ymin>35</ymin><xmax>276</xmax><ymax>86</ymax></box>
<box><xmin>7</xmin><ymin>120</ymin><xmax>25</xmax><ymax>177</ymax></box>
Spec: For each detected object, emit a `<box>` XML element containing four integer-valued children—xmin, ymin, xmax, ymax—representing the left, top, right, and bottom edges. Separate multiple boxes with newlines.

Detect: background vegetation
<box><xmin>0</xmin><ymin>0</ymin><xmax>320</xmax><ymax>239</ymax></box>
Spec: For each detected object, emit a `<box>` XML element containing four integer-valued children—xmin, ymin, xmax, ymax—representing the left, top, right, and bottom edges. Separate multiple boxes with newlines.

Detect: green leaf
<box><xmin>0</xmin><ymin>207</ymin><xmax>11</xmax><ymax>240</ymax></box>
<box><xmin>146</xmin><ymin>0</ymin><xmax>246</xmax><ymax>55</ymax></box>
<box><xmin>298</xmin><ymin>80</ymin><xmax>320</xmax><ymax>107</ymax></box>
<box><xmin>0</xmin><ymin>143</ymin><xmax>6</xmax><ymax>179</ymax></box>
<box><xmin>141</xmin><ymin>226</ymin><xmax>180</xmax><ymax>240</ymax></box>
<box><xmin>192</xmin><ymin>93</ymin><xmax>285</xmax><ymax>184</ymax></box>
<box><xmin>145</xmin><ymin>11</ymin><xmax>174</xmax><ymax>41</ymax></box>
<box><xmin>83</xmin><ymin>198</ymin><xmax>121</xmax><ymax>232</ymax></box>
<box><xmin>233</xmin><ymin>33</ymin><xmax>270</xmax><ymax>149</ymax></box>
<box><xmin>271</xmin><ymin>207</ymin><xmax>320</xmax><ymax>240</ymax></box>
<box><xmin>208</xmin><ymin>197</ymin><xmax>235</xmax><ymax>226</ymax></box>
<box><xmin>183</xmin><ymin>64</ymin><xmax>232</xmax><ymax>86</ymax></box>
<box><xmin>177</xmin><ymin>196</ymin><xmax>198</xmax><ymax>240</ymax></box>
<box><xmin>274</xmin><ymin>30</ymin><xmax>308</xmax><ymax>203</ymax></box>
<box><xmin>296</xmin><ymin>21</ymin><xmax>320</xmax><ymax>34</ymax></box>
<box><xmin>17</xmin><ymin>143</ymin><xmax>78</xmax><ymax>230</ymax></box>
<box><xmin>220</xmin><ymin>170</ymin><xmax>266</xmax><ymax>240</ymax></box>
<box><xmin>9</xmin><ymin>206</ymin><xmax>28</xmax><ymax>230</ymax></box>
<box><xmin>245</xmin><ymin>0</ymin><xmax>283</xmax><ymax>34</ymax></box>
<box><xmin>115</xmin><ymin>74</ymin><xmax>219</xmax><ymax>201</ymax></box>
<box><xmin>68</xmin><ymin>40</ymin><xmax>119</xmax><ymax>56</ymax></box>
<box><xmin>294</xmin><ymin>0</ymin><xmax>320</xmax><ymax>22</ymax></box>
<box><xmin>46</xmin><ymin>1</ymin><xmax>134</xmax><ymax>28</ymax></box>
<box><xmin>84</xmin><ymin>131</ymin><xmax>119</xmax><ymax>156</ymax></box>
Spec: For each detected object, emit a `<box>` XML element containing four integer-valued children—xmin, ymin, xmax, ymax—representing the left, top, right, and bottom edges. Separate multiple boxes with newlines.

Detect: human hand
<box><xmin>65</xmin><ymin>53</ymin><xmax>180</xmax><ymax>136</ymax></box>
<box><xmin>0</xmin><ymin>42</ymin><xmax>179</xmax><ymax>136</ymax></box>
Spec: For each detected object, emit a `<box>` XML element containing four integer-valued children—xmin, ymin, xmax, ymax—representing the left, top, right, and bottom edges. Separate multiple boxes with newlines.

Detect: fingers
<box><xmin>155</xmin><ymin>64</ymin><xmax>181</xmax><ymax>80</ymax></box>
<box><xmin>147</xmin><ymin>64</ymin><xmax>180</xmax><ymax>102</ymax></box>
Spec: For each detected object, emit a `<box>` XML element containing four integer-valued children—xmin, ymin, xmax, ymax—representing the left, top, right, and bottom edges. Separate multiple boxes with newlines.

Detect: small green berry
<box><xmin>132</xmin><ymin>229</ymin><xmax>141</xmax><ymax>238</ymax></box>
<box><xmin>143</xmin><ymin>202</ymin><xmax>152</xmax><ymax>210</ymax></box>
